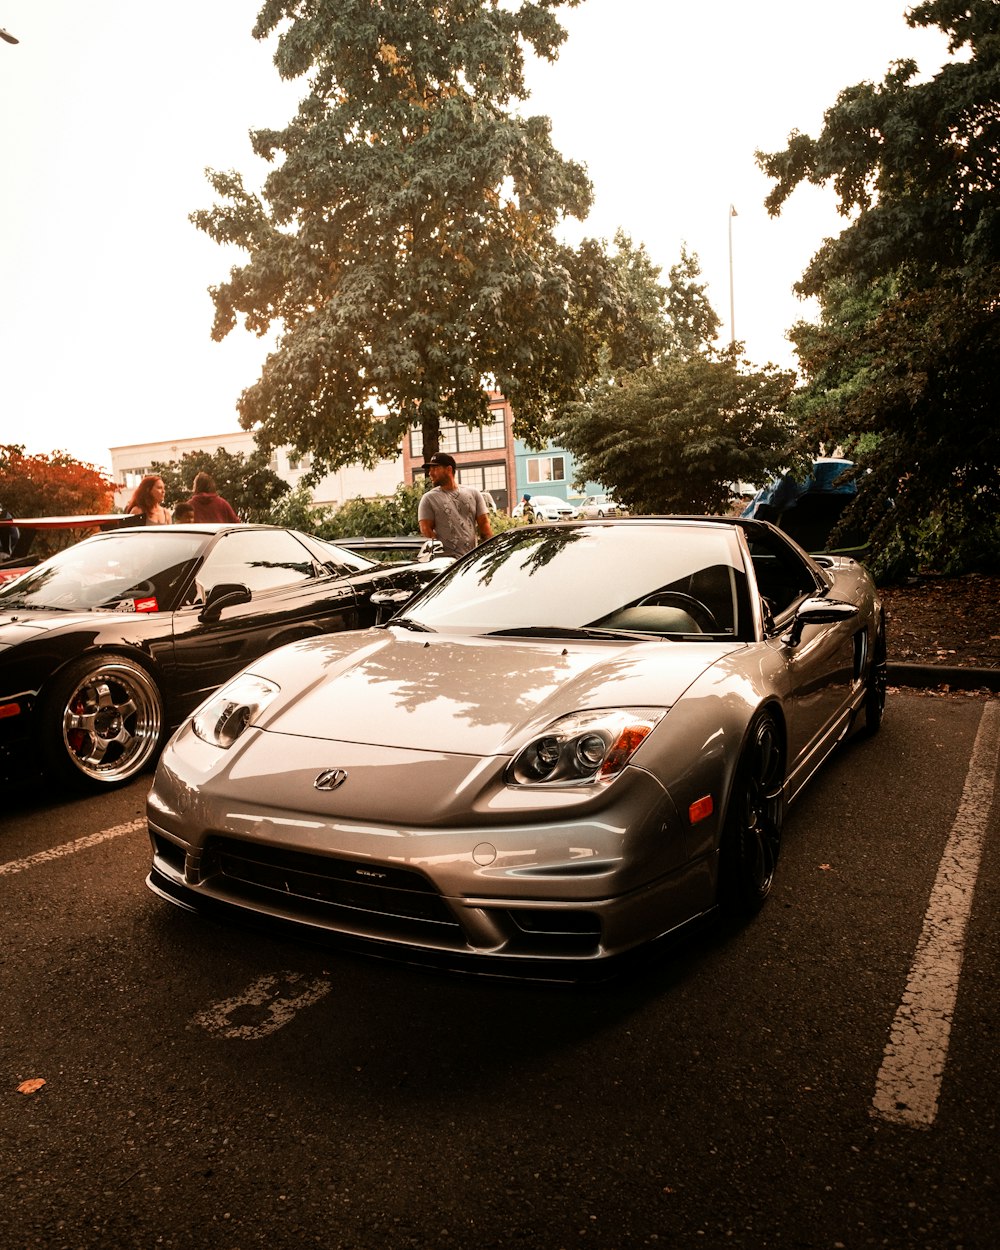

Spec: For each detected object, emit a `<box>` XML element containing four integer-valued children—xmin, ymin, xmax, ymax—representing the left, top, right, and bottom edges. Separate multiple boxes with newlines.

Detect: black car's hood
<box><xmin>0</xmin><ymin>609</ymin><xmax>110</xmax><ymax>643</ymax></box>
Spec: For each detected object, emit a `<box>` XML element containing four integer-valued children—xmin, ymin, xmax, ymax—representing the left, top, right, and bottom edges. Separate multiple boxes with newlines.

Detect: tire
<box><xmin>860</xmin><ymin>617</ymin><xmax>887</xmax><ymax>736</ymax></box>
<box><xmin>42</xmin><ymin>654</ymin><xmax>165</xmax><ymax>789</ymax></box>
<box><xmin>718</xmin><ymin>712</ymin><xmax>784</xmax><ymax>916</ymax></box>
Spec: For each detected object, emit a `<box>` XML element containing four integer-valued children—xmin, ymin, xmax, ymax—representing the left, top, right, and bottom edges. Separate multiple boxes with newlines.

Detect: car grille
<box><xmin>200</xmin><ymin>837</ymin><xmax>461</xmax><ymax>938</ymax></box>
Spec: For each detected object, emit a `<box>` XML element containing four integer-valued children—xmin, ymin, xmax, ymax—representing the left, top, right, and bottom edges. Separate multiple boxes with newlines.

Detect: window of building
<box><xmin>458</xmin><ymin>464</ymin><xmax>507</xmax><ymax>496</ymax></box>
<box><xmin>527</xmin><ymin>455</ymin><xmax>566</xmax><ymax>484</ymax></box>
<box><xmin>409</xmin><ymin>409</ymin><xmax>506</xmax><ymax>460</ymax></box>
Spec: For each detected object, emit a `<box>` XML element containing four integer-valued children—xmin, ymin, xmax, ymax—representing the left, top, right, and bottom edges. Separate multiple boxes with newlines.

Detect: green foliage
<box><xmin>758</xmin><ymin>0</ymin><xmax>1000</xmax><ymax>573</ymax></box>
<box><xmin>0</xmin><ymin>444</ymin><xmax>116</xmax><ymax>517</ymax></box>
<box><xmin>263</xmin><ymin>481</ymin><xmax>332</xmax><ymax>532</ymax></box>
<box><xmin>193</xmin><ymin>0</ymin><xmax>622</xmax><ymax>473</ymax></box>
<box><xmin>556</xmin><ymin>349</ymin><xmax>799</xmax><ymax>515</ymax></box>
<box><xmin>315</xmin><ymin>480</ymin><xmax>428</xmax><ymax>540</ymax></box>
<box><xmin>151</xmin><ymin>447</ymin><xmax>290</xmax><ymax>522</ymax></box>
<box><xmin>661</xmin><ymin>245</ymin><xmax>722</xmax><ymax>359</ymax></box>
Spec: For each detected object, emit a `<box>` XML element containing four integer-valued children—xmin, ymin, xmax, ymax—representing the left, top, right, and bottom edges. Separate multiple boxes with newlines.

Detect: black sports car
<box><xmin>0</xmin><ymin>522</ymin><xmax>445</xmax><ymax>789</ymax></box>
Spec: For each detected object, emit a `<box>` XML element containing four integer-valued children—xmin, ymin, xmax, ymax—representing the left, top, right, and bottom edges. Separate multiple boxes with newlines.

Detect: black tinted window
<box><xmin>193</xmin><ymin>529</ymin><xmax>321</xmax><ymax>598</ymax></box>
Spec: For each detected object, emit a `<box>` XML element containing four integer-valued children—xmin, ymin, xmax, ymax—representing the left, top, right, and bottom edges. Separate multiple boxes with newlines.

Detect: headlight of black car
<box><xmin>509</xmin><ymin>708</ymin><xmax>665</xmax><ymax>786</ymax></box>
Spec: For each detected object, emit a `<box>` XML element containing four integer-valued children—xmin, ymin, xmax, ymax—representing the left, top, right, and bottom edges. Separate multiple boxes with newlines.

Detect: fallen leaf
<box><xmin>17</xmin><ymin>1078</ymin><xmax>46</xmax><ymax>1095</ymax></box>
<box><xmin>819</xmin><ymin>863</ymin><xmax>833</xmax><ymax>871</ymax></box>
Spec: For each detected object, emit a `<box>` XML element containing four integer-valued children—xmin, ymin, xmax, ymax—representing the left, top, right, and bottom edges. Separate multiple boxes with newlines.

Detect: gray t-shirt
<box><xmin>417</xmin><ymin>485</ymin><xmax>486</xmax><ymax>558</ymax></box>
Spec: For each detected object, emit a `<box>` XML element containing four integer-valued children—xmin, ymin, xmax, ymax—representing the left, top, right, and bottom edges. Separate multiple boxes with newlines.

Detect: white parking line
<box><xmin>0</xmin><ymin>817</ymin><xmax>145</xmax><ymax>877</ymax></box>
<box><xmin>191</xmin><ymin>973</ymin><xmax>332</xmax><ymax>1040</ymax></box>
<box><xmin>872</xmin><ymin>700</ymin><xmax>1000</xmax><ymax>1128</ymax></box>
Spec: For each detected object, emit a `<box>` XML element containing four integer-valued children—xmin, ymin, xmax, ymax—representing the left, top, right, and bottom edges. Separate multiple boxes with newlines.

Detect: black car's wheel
<box><xmin>42</xmin><ymin>654</ymin><xmax>164</xmax><ymax>788</ymax></box>
<box><xmin>718</xmin><ymin>712</ymin><xmax>784</xmax><ymax>915</ymax></box>
<box><xmin>861</xmin><ymin>617</ymin><xmax>887</xmax><ymax>736</ymax></box>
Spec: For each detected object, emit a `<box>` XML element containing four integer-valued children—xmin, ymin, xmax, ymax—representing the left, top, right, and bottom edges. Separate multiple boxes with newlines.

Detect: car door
<box><xmin>167</xmin><ymin>528</ymin><xmax>360</xmax><ymax>720</ymax></box>
<box><xmin>746</xmin><ymin>528</ymin><xmax>857</xmax><ymax>769</ymax></box>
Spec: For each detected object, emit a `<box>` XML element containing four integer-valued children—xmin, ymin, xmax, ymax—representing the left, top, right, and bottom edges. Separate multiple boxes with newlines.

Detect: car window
<box><xmin>193</xmin><ymin>529</ymin><xmax>320</xmax><ymax>599</ymax></box>
<box><xmin>308</xmin><ymin>537</ymin><xmax>380</xmax><ymax>573</ymax></box>
<box><xmin>745</xmin><ymin>529</ymin><xmax>821</xmax><ymax>619</ymax></box>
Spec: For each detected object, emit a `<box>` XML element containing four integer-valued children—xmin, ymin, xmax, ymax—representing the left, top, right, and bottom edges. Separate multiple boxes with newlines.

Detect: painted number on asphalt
<box><xmin>191</xmin><ymin>973</ymin><xmax>332</xmax><ymax>1041</ymax></box>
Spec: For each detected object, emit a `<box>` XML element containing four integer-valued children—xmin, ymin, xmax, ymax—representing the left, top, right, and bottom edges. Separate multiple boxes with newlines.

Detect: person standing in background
<box><xmin>171</xmin><ymin>500</ymin><xmax>195</xmax><ymax>523</ymax></box>
<box><xmin>418</xmin><ymin>452</ymin><xmax>492</xmax><ymax>558</ymax></box>
<box><xmin>125</xmin><ymin>475</ymin><xmax>170</xmax><ymax>524</ymax></box>
<box><xmin>187</xmin><ymin>472</ymin><xmax>239</xmax><ymax>523</ymax></box>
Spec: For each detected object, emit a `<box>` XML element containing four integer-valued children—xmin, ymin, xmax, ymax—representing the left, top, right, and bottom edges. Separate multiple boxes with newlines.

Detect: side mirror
<box><xmin>200</xmin><ymin>582</ymin><xmax>252</xmax><ymax>623</ymax></box>
<box><xmin>781</xmin><ymin>596</ymin><xmax>859</xmax><ymax>647</ymax></box>
<box><xmin>417</xmin><ymin>539</ymin><xmax>444</xmax><ymax>563</ymax></box>
<box><xmin>371</xmin><ymin>587</ymin><xmax>414</xmax><ymax>625</ymax></box>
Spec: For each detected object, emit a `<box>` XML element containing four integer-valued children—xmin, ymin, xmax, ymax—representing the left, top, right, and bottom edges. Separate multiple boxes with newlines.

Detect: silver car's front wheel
<box><xmin>43</xmin><ymin>655</ymin><xmax>164</xmax><ymax>788</ymax></box>
<box><xmin>718</xmin><ymin>712</ymin><xmax>784</xmax><ymax>916</ymax></box>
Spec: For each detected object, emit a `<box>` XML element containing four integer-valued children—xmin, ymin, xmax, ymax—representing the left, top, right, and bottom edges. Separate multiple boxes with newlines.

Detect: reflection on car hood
<box><xmin>251</xmin><ymin>629</ymin><xmax>744</xmax><ymax>756</ymax></box>
<box><xmin>0</xmin><ymin>609</ymin><xmax>124</xmax><ymax>645</ymax></box>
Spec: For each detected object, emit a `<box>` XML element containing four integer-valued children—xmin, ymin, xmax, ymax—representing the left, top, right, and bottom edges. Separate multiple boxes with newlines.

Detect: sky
<box><xmin>0</xmin><ymin>1</ymin><xmax>952</xmax><ymax>473</ymax></box>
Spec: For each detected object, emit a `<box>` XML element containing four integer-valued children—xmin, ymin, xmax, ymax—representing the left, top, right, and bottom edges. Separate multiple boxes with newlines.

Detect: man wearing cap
<box><xmin>418</xmin><ymin>452</ymin><xmax>493</xmax><ymax>558</ymax></box>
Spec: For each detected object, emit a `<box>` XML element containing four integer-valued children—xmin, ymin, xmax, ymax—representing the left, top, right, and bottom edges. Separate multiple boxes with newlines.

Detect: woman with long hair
<box><xmin>125</xmin><ymin>475</ymin><xmax>169</xmax><ymax>525</ymax></box>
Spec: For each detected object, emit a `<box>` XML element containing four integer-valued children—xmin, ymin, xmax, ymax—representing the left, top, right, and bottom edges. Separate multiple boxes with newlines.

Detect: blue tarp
<box><xmin>741</xmin><ymin>459</ymin><xmax>856</xmax><ymax>518</ymax></box>
<box><xmin>741</xmin><ymin>459</ymin><xmax>865</xmax><ymax>555</ymax></box>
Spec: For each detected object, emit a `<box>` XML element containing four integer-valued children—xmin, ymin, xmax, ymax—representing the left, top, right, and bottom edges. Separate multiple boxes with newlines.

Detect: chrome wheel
<box><xmin>719</xmin><ymin>712</ymin><xmax>784</xmax><ymax>915</ymax></box>
<box><xmin>44</xmin><ymin>656</ymin><xmax>164</xmax><ymax>787</ymax></box>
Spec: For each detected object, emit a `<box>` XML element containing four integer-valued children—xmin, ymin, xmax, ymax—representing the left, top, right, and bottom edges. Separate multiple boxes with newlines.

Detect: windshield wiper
<box><xmin>484</xmin><ymin>625</ymin><xmax>660</xmax><ymax>642</ymax></box>
<box><xmin>388</xmin><ymin>616</ymin><xmax>436</xmax><ymax>633</ymax></box>
<box><xmin>0</xmin><ymin>599</ymin><xmax>69</xmax><ymax>612</ymax></box>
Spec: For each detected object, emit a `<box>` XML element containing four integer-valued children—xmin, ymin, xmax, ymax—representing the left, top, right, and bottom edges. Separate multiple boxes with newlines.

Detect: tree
<box><xmin>151</xmin><ymin>448</ymin><xmax>290</xmax><ymax>522</ymax></box>
<box><xmin>557</xmin><ymin>349</ymin><xmax>797</xmax><ymax>515</ymax></box>
<box><xmin>0</xmin><ymin>445</ymin><xmax>116</xmax><ymax>517</ymax></box>
<box><xmin>193</xmin><ymin>0</ymin><xmax>618</xmax><ymax>474</ymax></box>
<box><xmin>758</xmin><ymin>0</ymin><xmax>1000</xmax><ymax>574</ymax></box>
<box><xmin>553</xmin><ymin>245</ymin><xmax>794</xmax><ymax>512</ymax></box>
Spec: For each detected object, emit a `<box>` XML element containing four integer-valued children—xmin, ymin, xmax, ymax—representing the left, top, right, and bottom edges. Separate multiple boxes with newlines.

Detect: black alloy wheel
<box><xmin>719</xmin><ymin>711</ymin><xmax>784</xmax><ymax>915</ymax></box>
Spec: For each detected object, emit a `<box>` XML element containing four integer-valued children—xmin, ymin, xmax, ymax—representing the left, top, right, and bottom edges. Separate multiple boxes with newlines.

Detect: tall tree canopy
<box><xmin>758</xmin><ymin>0</ymin><xmax>1000</xmax><ymax>574</ymax></box>
<box><xmin>194</xmin><ymin>0</ymin><xmax>617</xmax><ymax>472</ymax></box>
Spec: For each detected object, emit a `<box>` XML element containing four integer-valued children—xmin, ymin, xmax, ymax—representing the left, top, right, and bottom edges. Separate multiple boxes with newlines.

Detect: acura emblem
<box><xmin>314</xmin><ymin>768</ymin><xmax>348</xmax><ymax>791</ymax></box>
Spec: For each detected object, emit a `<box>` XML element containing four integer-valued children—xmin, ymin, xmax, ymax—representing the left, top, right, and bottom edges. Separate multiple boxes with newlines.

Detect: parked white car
<box><xmin>512</xmin><ymin>495</ymin><xmax>579</xmax><ymax>521</ymax></box>
<box><xmin>576</xmin><ymin>495</ymin><xmax>624</xmax><ymax>518</ymax></box>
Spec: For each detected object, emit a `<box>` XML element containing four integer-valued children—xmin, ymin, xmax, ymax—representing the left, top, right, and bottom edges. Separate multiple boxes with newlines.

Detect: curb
<box><xmin>888</xmin><ymin>662</ymin><xmax>1000</xmax><ymax>693</ymax></box>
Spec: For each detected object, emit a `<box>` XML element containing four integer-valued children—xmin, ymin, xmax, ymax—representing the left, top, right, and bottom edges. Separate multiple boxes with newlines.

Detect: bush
<box><xmin>316</xmin><ymin>481</ymin><xmax>426</xmax><ymax>540</ymax></box>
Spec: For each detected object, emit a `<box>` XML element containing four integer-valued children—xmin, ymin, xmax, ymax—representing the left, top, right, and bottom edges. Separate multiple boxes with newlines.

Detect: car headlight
<box><xmin>509</xmin><ymin>708</ymin><xmax>665</xmax><ymax>786</ymax></box>
<box><xmin>192</xmin><ymin>673</ymin><xmax>280</xmax><ymax>749</ymax></box>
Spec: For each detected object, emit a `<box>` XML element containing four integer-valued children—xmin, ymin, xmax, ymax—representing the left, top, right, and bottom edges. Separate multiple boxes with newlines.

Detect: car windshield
<box><xmin>401</xmin><ymin>522</ymin><xmax>752</xmax><ymax>640</ymax></box>
<box><xmin>0</xmin><ymin>530</ymin><xmax>206</xmax><ymax>613</ymax></box>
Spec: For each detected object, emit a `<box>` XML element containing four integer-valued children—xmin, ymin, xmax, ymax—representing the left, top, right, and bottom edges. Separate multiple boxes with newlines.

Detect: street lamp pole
<box><xmin>728</xmin><ymin>205</ymin><xmax>737</xmax><ymax>348</ymax></box>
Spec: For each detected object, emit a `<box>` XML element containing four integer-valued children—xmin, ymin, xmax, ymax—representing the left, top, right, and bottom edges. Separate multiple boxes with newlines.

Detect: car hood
<box><xmin>249</xmin><ymin>628</ymin><xmax>744</xmax><ymax>757</ymax></box>
<box><xmin>0</xmin><ymin>608</ymin><xmax>116</xmax><ymax>643</ymax></box>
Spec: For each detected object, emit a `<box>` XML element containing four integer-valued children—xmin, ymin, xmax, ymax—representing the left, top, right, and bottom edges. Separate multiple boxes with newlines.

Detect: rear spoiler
<box><xmin>0</xmin><ymin>512</ymin><xmax>141</xmax><ymax>560</ymax></box>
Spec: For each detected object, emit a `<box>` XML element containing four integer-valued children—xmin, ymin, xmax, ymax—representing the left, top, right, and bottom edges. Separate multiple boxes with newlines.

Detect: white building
<box><xmin>109</xmin><ymin>430</ymin><xmax>404</xmax><ymax>511</ymax></box>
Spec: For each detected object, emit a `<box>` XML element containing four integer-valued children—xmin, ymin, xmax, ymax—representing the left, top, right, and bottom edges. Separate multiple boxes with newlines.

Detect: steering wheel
<box><xmin>638</xmin><ymin>591</ymin><xmax>720</xmax><ymax>633</ymax></box>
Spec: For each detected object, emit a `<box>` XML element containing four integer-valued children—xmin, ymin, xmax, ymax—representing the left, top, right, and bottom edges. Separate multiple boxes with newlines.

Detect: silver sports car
<box><xmin>146</xmin><ymin>517</ymin><xmax>886</xmax><ymax>969</ymax></box>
